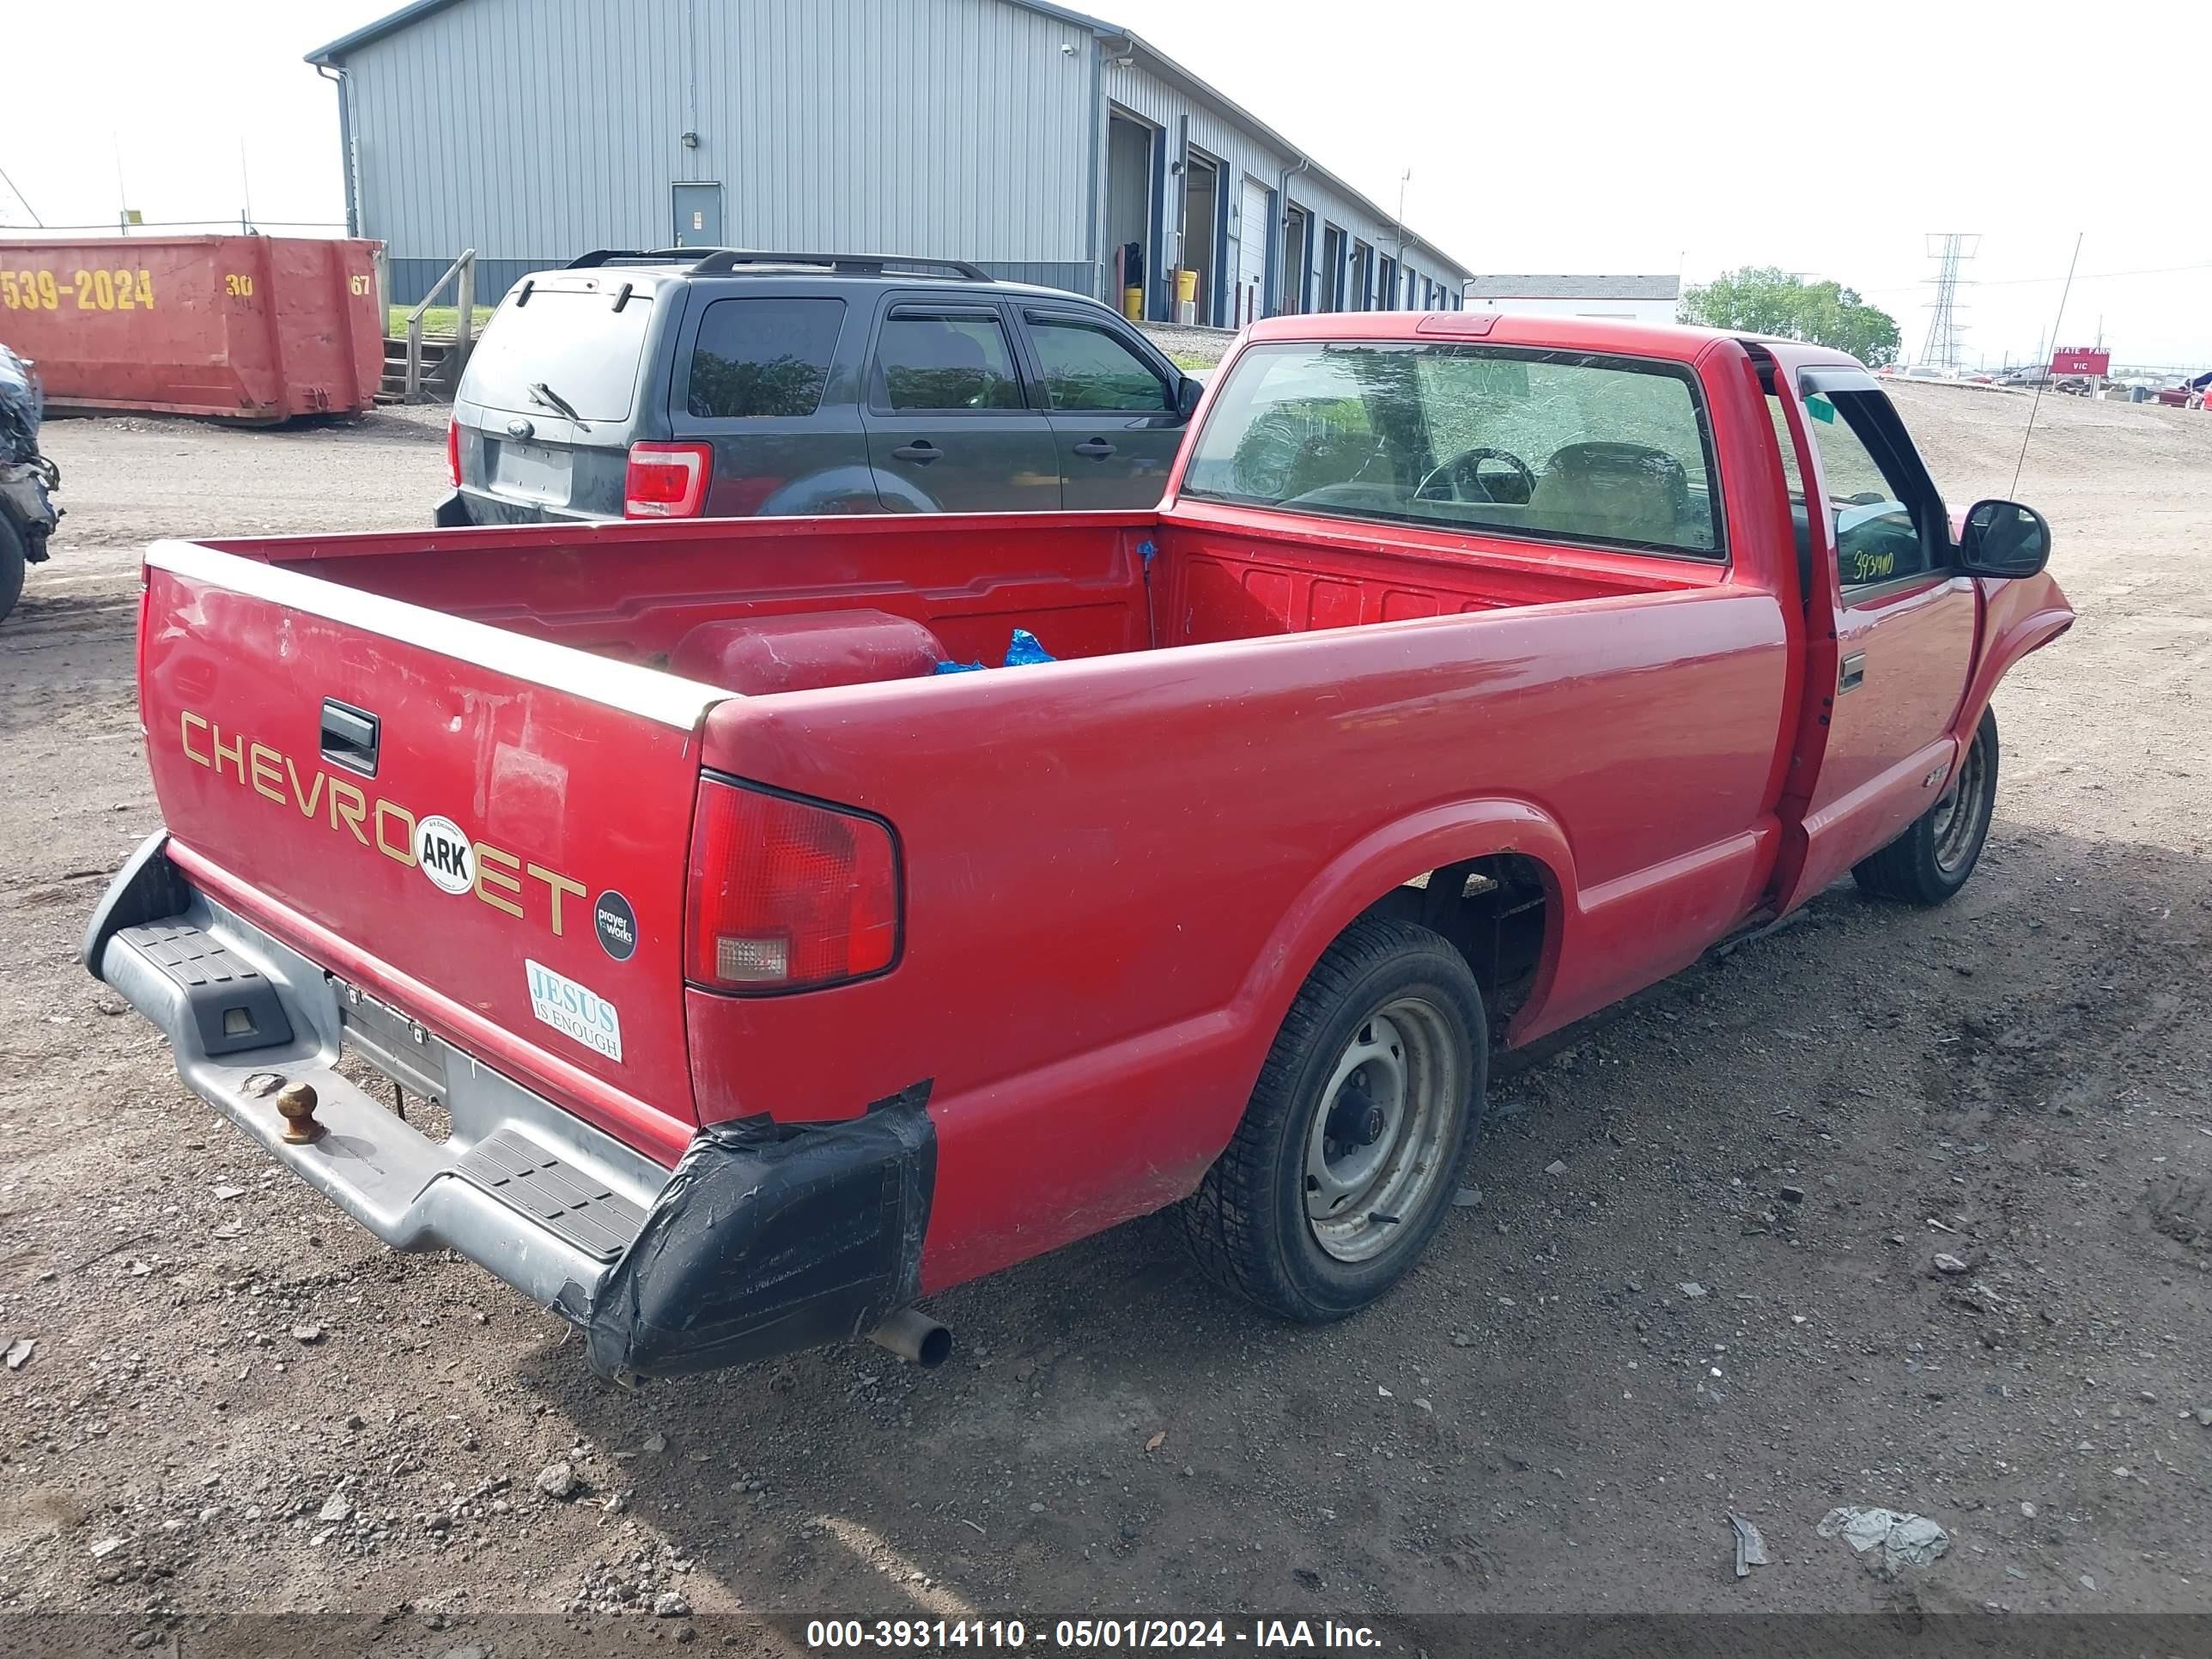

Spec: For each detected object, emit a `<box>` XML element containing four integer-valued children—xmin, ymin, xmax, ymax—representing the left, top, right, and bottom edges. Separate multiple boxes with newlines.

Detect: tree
<box><xmin>1679</xmin><ymin>266</ymin><xmax>1902</xmax><ymax>368</ymax></box>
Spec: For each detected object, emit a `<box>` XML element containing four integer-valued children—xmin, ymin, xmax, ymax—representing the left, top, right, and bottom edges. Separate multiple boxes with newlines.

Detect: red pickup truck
<box><xmin>86</xmin><ymin>312</ymin><xmax>2070</xmax><ymax>1380</ymax></box>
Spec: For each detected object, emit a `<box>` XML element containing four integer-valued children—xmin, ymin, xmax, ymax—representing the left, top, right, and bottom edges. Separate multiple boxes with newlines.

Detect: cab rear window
<box><xmin>1182</xmin><ymin>341</ymin><xmax>1723</xmax><ymax>558</ymax></box>
<box><xmin>459</xmin><ymin>288</ymin><xmax>654</xmax><ymax>422</ymax></box>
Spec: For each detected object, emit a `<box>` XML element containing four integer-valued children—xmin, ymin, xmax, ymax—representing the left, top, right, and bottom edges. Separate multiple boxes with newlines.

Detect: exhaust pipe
<box><xmin>868</xmin><ymin>1307</ymin><xmax>952</xmax><ymax>1369</ymax></box>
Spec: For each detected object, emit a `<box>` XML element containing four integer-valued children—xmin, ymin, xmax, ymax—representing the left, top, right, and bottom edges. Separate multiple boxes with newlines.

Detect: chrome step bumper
<box><xmin>85</xmin><ymin>836</ymin><xmax>665</xmax><ymax>1323</ymax></box>
<box><xmin>87</xmin><ymin>833</ymin><xmax>941</xmax><ymax>1379</ymax></box>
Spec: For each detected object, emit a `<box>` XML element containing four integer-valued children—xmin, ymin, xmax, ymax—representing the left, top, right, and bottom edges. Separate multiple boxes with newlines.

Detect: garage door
<box><xmin>1237</xmin><ymin>179</ymin><xmax>1271</xmax><ymax>326</ymax></box>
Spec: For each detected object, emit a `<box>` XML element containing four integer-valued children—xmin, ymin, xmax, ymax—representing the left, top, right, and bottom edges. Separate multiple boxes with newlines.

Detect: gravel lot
<box><xmin>1</xmin><ymin>386</ymin><xmax>2208</xmax><ymax>1648</ymax></box>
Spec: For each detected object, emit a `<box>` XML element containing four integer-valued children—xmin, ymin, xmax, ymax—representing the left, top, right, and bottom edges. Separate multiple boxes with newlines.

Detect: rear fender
<box><xmin>860</xmin><ymin>466</ymin><xmax>945</xmax><ymax>515</ymax></box>
<box><xmin>1233</xmin><ymin>798</ymin><xmax>1577</xmax><ymax>1058</ymax></box>
<box><xmin>755</xmin><ymin>464</ymin><xmax>896</xmax><ymax>517</ymax></box>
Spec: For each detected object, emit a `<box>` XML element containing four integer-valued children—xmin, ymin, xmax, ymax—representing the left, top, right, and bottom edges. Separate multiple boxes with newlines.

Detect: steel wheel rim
<box><xmin>1931</xmin><ymin>729</ymin><xmax>1989</xmax><ymax>874</ymax></box>
<box><xmin>1304</xmin><ymin>996</ymin><xmax>1459</xmax><ymax>1263</ymax></box>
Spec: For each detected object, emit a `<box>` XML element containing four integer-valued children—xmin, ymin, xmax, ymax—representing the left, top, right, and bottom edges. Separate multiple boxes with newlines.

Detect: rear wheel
<box><xmin>1182</xmin><ymin>917</ymin><xmax>1486</xmax><ymax>1322</ymax></box>
<box><xmin>0</xmin><ymin>514</ymin><xmax>25</xmax><ymax>626</ymax></box>
<box><xmin>1853</xmin><ymin>707</ymin><xmax>2000</xmax><ymax>906</ymax></box>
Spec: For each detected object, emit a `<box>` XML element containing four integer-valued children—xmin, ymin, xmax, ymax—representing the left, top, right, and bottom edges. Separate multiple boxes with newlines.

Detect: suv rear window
<box><xmin>459</xmin><ymin>287</ymin><xmax>654</xmax><ymax>422</ymax></box>
<box><xmin>685</xmin><ymin>297</ymin><xmax>846</xmax><ymax>418</ymax></box>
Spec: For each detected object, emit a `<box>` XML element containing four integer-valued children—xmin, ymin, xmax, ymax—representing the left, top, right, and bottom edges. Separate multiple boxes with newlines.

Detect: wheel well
<box><xmin>1356</xmin><ymin>854</ymin><xmax>1553</xmax><ymax>1035</ymax></box>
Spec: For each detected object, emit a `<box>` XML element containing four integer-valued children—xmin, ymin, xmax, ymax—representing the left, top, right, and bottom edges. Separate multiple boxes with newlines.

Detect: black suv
<box><xmin>438</xmin><ymin>250</ymin><xmax>1204</xmax><ymax>525</ymax></box>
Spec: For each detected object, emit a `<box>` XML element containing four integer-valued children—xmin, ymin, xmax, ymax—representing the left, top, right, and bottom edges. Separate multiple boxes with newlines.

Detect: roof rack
<box><xmin>565</xmin><ymin>248</ymin><xmax>992</xmax><ymax>281</ymax></box>
<box><xmin>564</xmin><ymin>248</ymin><xmax>695</xmax><ymax>268</ymax></box>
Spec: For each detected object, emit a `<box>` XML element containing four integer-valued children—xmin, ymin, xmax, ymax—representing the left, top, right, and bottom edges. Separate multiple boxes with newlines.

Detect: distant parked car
<box><xmin>438</xmin><ymin>250</ymin><xmax>1204</xmax><ymax>525</ymax></box>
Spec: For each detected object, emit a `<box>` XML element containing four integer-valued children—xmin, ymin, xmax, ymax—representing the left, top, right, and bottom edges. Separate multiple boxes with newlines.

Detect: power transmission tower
<box><xmin>1917</xmin><ymin>233</ymin><xmax>1979</xmax><ymax>369</ymax></box>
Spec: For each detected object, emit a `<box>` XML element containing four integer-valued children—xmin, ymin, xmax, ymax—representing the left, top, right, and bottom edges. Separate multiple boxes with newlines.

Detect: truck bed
<box><xmin>196</xmin><ymin>504</ymin><xmax>1712</xmax><ymax>687</ymax></box>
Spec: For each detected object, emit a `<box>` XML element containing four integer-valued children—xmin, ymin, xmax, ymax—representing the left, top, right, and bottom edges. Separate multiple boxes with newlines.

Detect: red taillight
<box><xmin>445</xmin><ymin>416</ymin><xmax>461</xmax><ymax>488</ymax></box>
<box><xmin>685</xmin><ymin>780</ymin><xmax>898</xmax><ymax>992</ymax></box>
<box><xmin>624</xmin><ymin>441</ymin><xmax>711</xmax><ymax>519</ymax></box>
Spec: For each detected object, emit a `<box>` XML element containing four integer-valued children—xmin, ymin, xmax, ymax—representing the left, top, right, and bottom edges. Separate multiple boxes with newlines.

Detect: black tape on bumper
<box><xmin>583</xmin><ymin>1080</ymin><xmax>937</xmax><ymax>1379</ymax></box>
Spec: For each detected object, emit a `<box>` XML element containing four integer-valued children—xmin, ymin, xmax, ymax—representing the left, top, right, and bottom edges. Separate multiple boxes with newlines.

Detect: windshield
<box><xmin>1180</xmin><ymin>342</ymin><xmax>1723</xmax><ymax>557</ymax></box>
<box><xmin>458</xmin><ymin>286</ymin><xmax>655</xmax><ymax>422</ymax></box>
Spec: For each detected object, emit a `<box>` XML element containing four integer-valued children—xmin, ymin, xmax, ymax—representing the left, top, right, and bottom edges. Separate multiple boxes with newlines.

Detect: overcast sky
<box><xmin>3</xmin><ymin>0</ymin><xmax>2204</xmax><ymax>367</ymax></box>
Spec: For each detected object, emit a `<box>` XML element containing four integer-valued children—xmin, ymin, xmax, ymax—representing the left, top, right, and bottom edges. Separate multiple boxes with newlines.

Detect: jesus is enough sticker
<box><xmin>524</xmin><ymin>959</ymin><xmax>623</xmax><ymax>1062</ymax></box>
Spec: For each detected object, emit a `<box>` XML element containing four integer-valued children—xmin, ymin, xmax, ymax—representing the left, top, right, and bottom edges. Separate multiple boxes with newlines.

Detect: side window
<box><xmin>685</xmin><ymin>297</ymin><xmax>844</xmax><ymax>418</ymax></box>
<box><xmin>874</xmin><ymin>312</ymin><xmax>1024</xmax><ymax>411</ymax></box>
<box><xmin>1796</xmin><ymin>390</ymin><xmax>1936</xmax><ymax>587</ymax></box>
<box><xmin>1024</xmin><ymin>315</ymin><xmax>1171</xmax><ymax>411</ymax></box>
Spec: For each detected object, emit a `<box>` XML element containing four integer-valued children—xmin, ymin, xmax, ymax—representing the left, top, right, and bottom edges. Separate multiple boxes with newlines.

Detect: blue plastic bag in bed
<box><xmin>1001</xmin><ymin>628</ymin><xmax>1054</xmax><ymax>667</ymax></box>
<box><xmin>934</xmin><ymin>628</ymin><xmax>1057</xmax><ymax>674</ymax></box>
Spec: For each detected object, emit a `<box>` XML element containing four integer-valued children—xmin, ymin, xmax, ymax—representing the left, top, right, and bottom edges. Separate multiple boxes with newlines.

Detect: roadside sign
<box><xmin>2050</xmin><ymin>346</ymin><xmax>2111</xmax><ymax>375</ymax></box>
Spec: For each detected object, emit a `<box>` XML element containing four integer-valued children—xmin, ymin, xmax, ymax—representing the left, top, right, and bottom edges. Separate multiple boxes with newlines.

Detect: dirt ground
<box><xmin>1</xmin><ymin>385</ymin><xmax>2208</xmax><ymax>1649</ymax></box>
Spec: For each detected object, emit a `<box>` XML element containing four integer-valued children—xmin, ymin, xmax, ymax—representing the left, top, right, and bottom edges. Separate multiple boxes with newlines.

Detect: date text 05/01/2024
<box><xmin>804</xmin><ymin>1620</ymin><xmax>1382</xmax><ymax>1650</ymax></box>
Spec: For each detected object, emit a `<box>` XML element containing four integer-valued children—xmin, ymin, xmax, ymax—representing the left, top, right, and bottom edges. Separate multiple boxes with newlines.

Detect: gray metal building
<box><xmin>307</xmin><ymin>0</ymin><xmax>1473</xmax><ymax>319</ymax></box>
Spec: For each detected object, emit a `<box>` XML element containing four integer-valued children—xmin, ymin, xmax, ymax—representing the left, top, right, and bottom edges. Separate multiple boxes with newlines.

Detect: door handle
<box><xmin>890</xmin><ymin>441</ymin><xmax>940</xmax><ymax>464</ymax></box>
<box><xmin>1838</xmin><ymin>652</ymin><xmax>1867</xmax><ymax>693</ymax></box>
<box><xmin>320</xmin><ymin>699</ymin><xmax>380</xmax><ymax>777</ymax></box>
<box><xmin>1073</xmin><ymin>437</ymin><xmax>1116</xmax><ymax>459</ymax></box>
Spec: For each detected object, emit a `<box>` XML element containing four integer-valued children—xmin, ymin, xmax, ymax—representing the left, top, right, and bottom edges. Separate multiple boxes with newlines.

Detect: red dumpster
<box><xmin>0</xmin><ymin>235</ymin><xmax>383</xmax><ymax>422</ymax></box>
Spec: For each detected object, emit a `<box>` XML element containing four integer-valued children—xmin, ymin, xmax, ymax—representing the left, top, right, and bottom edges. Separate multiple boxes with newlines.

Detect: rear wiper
<box><xmin>526</xmin><ymin>380</ymin><xmax>586</xmax><ymax>426</ymax></box>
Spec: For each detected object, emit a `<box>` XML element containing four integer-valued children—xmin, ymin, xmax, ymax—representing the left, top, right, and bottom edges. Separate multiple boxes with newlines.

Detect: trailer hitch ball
<box><xmin>275</xmin><ymin>1081</ymin><xmax>324</xmax><ymax>1145</ymax></box>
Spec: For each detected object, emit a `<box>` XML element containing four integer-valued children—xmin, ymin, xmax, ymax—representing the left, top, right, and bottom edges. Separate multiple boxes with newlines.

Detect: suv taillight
<box><xmin>685</xmin><ymin>779</ymin><xmax>898</xmax><ymax>992</ymax></box>
<box><xmin>445</xmin><ymin>416</ymin><xmax>461</xmax><ymax>488</ymax></box>
<box><xmin>624</xmin><ymin>441</ymin><xmax>711</xmax><ymax>519</ymax></box>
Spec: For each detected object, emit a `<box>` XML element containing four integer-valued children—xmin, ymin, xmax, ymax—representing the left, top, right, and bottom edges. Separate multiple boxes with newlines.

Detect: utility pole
<box><xmin>113</xmin><ymin>134</ymin><xmax>131</xmax><ymax>236</ymax></box>
<box><xmin>1394</xmin><ymin>168</ymin><xmax>1410</xmax><ymax>304</ymax></box>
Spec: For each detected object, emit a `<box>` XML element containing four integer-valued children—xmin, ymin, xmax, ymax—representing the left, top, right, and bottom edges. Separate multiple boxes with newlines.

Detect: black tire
<box><xmin>0</xmin><ymin>513</ymin><xmax>25</xmax><ymax>627</ymax></box>
<box><xmin>1181</xmin><ymin>916</ymin><xmax>1487</xmax><ymax>1322</ymax></box>
<box><xmin>1852</xmin><ymin>706</ymin><xmax>2000</xmax><ymax>906</ymax></box>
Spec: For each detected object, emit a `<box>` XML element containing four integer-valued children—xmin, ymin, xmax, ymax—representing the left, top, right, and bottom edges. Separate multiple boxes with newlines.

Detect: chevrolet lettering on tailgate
<box><xmin>177</xmin><ymin>710</ymin><xmax>589</xmax><ymax>939</ymax></box>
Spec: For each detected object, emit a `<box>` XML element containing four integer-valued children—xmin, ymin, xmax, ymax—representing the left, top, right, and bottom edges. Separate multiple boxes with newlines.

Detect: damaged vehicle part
<box><xmin>0</xmin><ymin>346</ymin><xmax>62</xmax><ymax>624</ymax></box>
<box><xmin>85</xmin><ymin>834</ymin><xmax>943</xmax><ymax>1380</ymax></box>
<box><xmin>582</xmin><ymin>1081</ymin><xmax>938</xmax><ymax>1380</ymax></box>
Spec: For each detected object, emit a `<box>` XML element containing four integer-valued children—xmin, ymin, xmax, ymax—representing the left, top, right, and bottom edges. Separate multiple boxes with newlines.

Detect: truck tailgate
<box><xmin>137</xmin><ymin>539</ymin><xmax>723</xmax><ymax>1154</ymax></box>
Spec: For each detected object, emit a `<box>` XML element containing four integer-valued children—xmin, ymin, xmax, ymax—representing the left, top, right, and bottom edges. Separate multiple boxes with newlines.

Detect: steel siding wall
<box><xmin>343</xmin><ymin>0</ymin><xmax>1091</xmax><ymax>295</ymax></box>
<box><xmin>1100</xmin><ymin>58</ymin><xmax>1470</xmax><ymax>310</ymax></box>
<box><xmin>339</xmin><ymin>0</ymin><xmax>1463</xmax><ymax>307</ymax></box>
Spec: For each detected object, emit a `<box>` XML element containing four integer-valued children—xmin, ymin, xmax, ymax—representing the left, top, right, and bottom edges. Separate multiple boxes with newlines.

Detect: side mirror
<box><xmin>1959</xmin><ymin>498</ymin><xmax>2051</xmax><ymax>577</ymax></box>
<box><xmin>1176</xmin><ymin>375</ymin><xmax>1204</xmax><ymax>422</ymax></box>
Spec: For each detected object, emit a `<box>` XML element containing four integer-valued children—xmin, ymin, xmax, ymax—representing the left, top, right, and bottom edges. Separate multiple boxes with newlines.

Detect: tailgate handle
<box><xmin>320</xmin><ymin>700</ymin><xmax>381</xmax><ymax>777</ymax></box>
